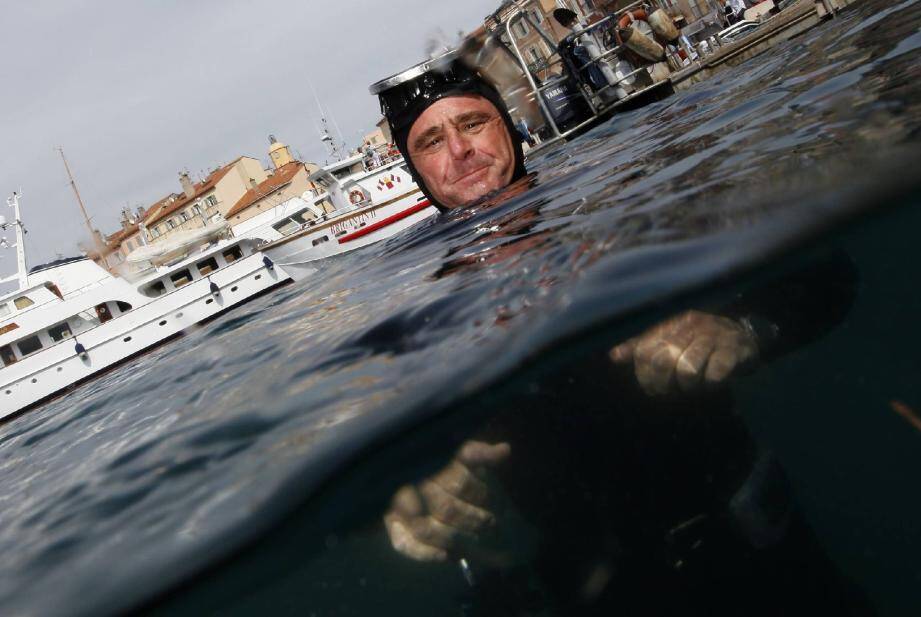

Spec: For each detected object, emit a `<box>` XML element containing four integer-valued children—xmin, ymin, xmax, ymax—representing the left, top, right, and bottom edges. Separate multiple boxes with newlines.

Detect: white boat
<box><xmin>0</xmin><ymin>193</ymin><xmax>289</xmax><ymax>419</ymax></box>
<box><xmin>233</xmin><ymin>155</ymin><xmax>438</xmax><ymax>281</ymax></box>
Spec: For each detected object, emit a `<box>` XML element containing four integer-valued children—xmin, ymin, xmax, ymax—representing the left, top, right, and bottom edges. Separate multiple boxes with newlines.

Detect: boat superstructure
<box><xmin>0</xmin><ymin>193</ymin><xmax>289</xmax><ymax>419</ymax></box>
<box><xmin>234</xmin><ymin>154</ymin><xmax>438</xmax><ymax>280</ymax></box>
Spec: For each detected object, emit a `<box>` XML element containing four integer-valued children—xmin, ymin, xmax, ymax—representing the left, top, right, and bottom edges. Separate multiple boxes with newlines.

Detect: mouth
<box><xmin>451</xmin><ymin>166</ymin><xmax>490</xmax><ymax>185</ymax></box>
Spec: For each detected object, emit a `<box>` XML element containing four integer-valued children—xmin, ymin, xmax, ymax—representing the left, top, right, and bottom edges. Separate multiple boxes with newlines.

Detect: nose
<box><xmin>445</xmin><ymin>127</ymin><xmax>474</xmax><ymax>160</ymax></box>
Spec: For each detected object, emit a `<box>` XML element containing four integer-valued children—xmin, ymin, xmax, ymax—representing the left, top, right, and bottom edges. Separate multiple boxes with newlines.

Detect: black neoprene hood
<box><xmin>370</xmin><ymin>51</ymin><xmax>526</xmax><ymax>210</ymax></box>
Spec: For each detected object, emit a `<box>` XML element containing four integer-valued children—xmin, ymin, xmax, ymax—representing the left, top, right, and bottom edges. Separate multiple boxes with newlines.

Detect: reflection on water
<box><xmin>0</xmin><ymin>0</ymin><xmax>920</xmax><ymax>615</ymax></box>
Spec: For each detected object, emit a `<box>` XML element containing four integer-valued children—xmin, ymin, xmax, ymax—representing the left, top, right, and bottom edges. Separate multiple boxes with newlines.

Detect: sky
<box><xmin>0</xmin><ymin>0</ymin><xmax>501</xmax><ymax>275</ymax></box>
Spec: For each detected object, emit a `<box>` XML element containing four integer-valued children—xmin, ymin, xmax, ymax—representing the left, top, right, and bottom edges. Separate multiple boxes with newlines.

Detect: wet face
<box><xmin>407</xmin><ymin>95</ymin><xmax>516</xmax><ymax>209</ymax></box>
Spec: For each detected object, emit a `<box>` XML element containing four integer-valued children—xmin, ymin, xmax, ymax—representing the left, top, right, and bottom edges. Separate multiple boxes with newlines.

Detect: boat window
<box><xmin>312</xmin><ymin>236</ymin><xmax>329</xmax><ymax>247</ymax></box>
<box><xmin>197</xmin><ymin>257</ymin><xmax>219</xmax><ymax>275</ymax></box>
<box><xmin>16</xmin><ymin>335</ymin><xmax>42</xmax><ymax>357</ymax></box>
<box><xmin>95</xmin><ymin>303</ymin><xmax>114</xmax><ymax>324</ymax></box>
<box><xmin>116</xmin><ymin>301</ymin><xmax>132</xmax><ymax>313</ymax></box>
<box><xmin>272</xmin><ymin>219</ymin><xmax>300</xmax><ymax>235</ymax></box>
<box><xmin>48</xmin><ymin>322</ymin><xmax>73</xmax><ymax>342</ymax></box>
<box><xmin>291</xmin><ymin>209</ymin><xmax>314</xmax><ymax>225</ymax></box>
<box><xmin>170</xmin><ymin>269</ymin><xmax>193</xmax><ymax>288</ymax></box>
<box><xmin>0</xmin><ymin>323</ymin><xmax>18</xmax><ymax>336</ymax></box>
<box><xmin>144</xmin><ymin>280</ymin><xmax>167</xmax><ymax>297</ymax></box>
<box><xmin>0</xmin><ymin>345</ymin><xmax>16</xmax><ymax>367</ymax></box>
<box><xmin>73</xmin><ymin>311</ymin><xmax>101</xmax><ymax>330</ymax></box>
<box><xmin>0</xmin><ymin>304</ymin><xmax>9</xmax><ymax>318</ymax></box>
<box><xmin>222</xmin><ymin>246</ymin><xmax>243</xmax><ymax>263</ymax></box>
<box><xmin>13</xmin><ymin>296</ymin><xmax>34</xmax><ymax>310</ymax></box>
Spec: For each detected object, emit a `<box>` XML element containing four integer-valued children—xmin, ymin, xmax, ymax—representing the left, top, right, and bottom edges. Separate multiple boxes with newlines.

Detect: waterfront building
<box><xmin>224</xmin><ymin>160</ymin><xmax>320</xmax><ymax>226</ymax></box>
<box><xmin>142</xmin><ymin>156</ymin><xmax>267</xmax><ymax>244</ymax></box>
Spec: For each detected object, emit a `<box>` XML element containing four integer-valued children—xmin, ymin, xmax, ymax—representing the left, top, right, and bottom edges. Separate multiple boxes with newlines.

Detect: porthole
<box><xmin>254</xmin><ymin>274</ymin><xmax>262</xmax><ymax>280</ymax></box>
<box><xmin>123</xmin><ymin>336</ymin><xmax>132</xmax><ymax>342</ymax></box>
<box><xmin>4</xmin><ymin>390</ymin><xmax>10</xmax><ymax>395</ymax></box>
<box><xmin>31</xmin><ymin>378</ymin><xmax>37</xmax><ymax>383</ymax></box>
<box><xmin>175</xmin><ymin>312</ymin><xmax>183</xmax><ymax>318</ymax></box>
<box><xmin>159</xmin><ymin>320</ymin><xmax>167</xmax><ymax>326</ymax></box>
<box><xmin>57</xmin><ymin>367</ymin><xmax>63</xmax><ymax>372</ymax></box>
<box><xmin>205</xmin><ymin>298</ymin><xmax>214</xmax><ymax>305</ymax></box>
<box><xmin>230</xmin><ymin>286</ymin><xmax>238</xmax><ymax>292</ymax></box>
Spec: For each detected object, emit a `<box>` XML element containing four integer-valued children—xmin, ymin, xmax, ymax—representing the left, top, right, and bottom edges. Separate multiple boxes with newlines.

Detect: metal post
<box><xmin>6</xmin><ymin>192</ymin><xmax>28</xmax><ymax>290</ymax></box>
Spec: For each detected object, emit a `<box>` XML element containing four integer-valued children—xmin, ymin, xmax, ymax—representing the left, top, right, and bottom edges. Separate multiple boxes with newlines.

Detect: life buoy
<box><xmin>349</xmin><ymin>189</ymin><xmax>364</xmax><ymax>204</ymax></box>
<box><xmin>615</xmin><ymin>9</ymin><xmax>650</xmax><ymax>51</ymax></box>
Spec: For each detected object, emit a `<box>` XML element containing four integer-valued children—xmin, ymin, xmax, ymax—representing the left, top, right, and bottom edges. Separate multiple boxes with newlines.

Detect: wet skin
<box><xmin>407</xmin><ymin>95</ymin><xmax>516</xmax><ymax>209</ymax></box>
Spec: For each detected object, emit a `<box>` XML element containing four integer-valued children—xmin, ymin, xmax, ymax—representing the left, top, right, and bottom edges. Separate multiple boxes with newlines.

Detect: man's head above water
<box><xmin>406</xmin><ymin>94</ymin><xmax>517</xmax><ymax>208</ymax></box>
<box><xmin>372</xmin><ymin>55</ymin><xmax>527</xmax><ymax>210</ymax></box>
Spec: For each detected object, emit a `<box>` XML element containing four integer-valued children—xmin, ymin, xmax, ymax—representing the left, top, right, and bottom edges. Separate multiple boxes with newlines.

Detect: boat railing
<box><xmin>498</xmin><ymin>0</ymin><xmax>675</xmax><ymax>153</ymax></box>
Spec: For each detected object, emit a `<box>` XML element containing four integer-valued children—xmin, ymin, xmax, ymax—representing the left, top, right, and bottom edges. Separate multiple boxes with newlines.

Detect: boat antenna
<box><xmin>308</xmin><ymin>78</ymin><xmax>344</xmax><ymax>162</ymax></box>
<box><xmin>57</xmin><ymin>147</ymin><xmax>108</xmax><ymax>265</ymax></box>
<box><xmin>0</xmin><ymin>191</ymin><xmax>29</xmax><ymax>290</ymax></box>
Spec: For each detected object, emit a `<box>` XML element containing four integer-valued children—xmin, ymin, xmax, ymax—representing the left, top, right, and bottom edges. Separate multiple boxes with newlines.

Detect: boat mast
<box><xmin>308</xmin><ymin>79</ymin><xmax>344</xmax><ymax>162</ymax></box>
<box><xmin>57</xmin><ymin>147</ymin><xmax>107</xmax><ymax>264</ymax></box>
<box><xmin>0</xmin><ymin>191</ymin><xmax>29</xmax><ymax>290</ymax></box>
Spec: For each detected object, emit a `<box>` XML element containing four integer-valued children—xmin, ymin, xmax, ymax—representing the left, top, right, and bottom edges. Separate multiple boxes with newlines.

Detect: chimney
<box><xmin>179</xmin><ymin>171</ymin><xmax>195</xmax><ymax>198</ymax></box>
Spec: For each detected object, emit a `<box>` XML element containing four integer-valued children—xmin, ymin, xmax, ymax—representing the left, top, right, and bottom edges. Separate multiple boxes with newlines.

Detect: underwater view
<box><xmin>0</xmin><ymin>0</ymin><xmax>920</xmax><ymax>615</ymax></box>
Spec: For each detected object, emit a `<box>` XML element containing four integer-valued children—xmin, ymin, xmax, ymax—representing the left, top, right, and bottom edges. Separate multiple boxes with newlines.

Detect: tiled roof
<box><xmin>145</xmin><ymin>158</ymin><xmax>242</xmax><ymax>226</ymax></box>
<box><xmin>105</xmin><ymin>224</ymin><xmax>139</xmax><ymax>247</ymax></box>
<box><xmin>224</xmin><ymin>161</ymin><xmax>304</xmax><ymax>219</ymax></box>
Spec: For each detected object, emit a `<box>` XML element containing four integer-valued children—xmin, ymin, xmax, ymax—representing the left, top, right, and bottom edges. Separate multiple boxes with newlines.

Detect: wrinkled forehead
<box><xmin>407</xmin><ymin>94</ymin><xmax>503</xmax><ymax>139</ymax></box>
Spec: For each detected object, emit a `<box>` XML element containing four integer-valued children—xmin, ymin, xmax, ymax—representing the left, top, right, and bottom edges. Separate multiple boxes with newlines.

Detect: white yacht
<box><xmin>233</xmin><ymin>154</ymin><xmax>438</xmax><ymax>280</ymax></box>
<box><xmin>0</xmin><ymin>193</ymin><xmax>289</xmax><ymax>419</ymax></box>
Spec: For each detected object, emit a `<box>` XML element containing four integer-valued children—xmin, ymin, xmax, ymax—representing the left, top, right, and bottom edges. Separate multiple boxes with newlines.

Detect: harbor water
<box><xmin>2</xmin><ymin>0</ymin><xmax>920</xmax><ymax>614</ymax></box>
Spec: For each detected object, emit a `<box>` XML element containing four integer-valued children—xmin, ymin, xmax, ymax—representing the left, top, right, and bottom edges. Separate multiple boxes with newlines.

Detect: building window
<box><xmin>167</xmin><ymin>219</ymin><xmax>177</xmax><ymax>229</ymax></box>
<box><xmin>513</xmin><ymin>20</ymin><xmax>529</xmax><ymax>38</ymax></box>
<box><xmin>206</xmin><ymin>195</ymin><xmax>218</xmax><ymax>207</ymax></box>
<box><xmin>527</xmin><ymin>47</ymin><xmax>544</xmax><ymax>65</ymax></box>
<box><xmin>530</xmin><ymin>9</ymin><xmax>542</xmax><ymax>24</ymax></box>
<box><xmin>150</xmin><ymin>227</ymin><xmax>160</xmax><ymax>239</ymax></box>
<box><xmin>179</xmin><ymin>211</ymin><xmax>190</xmax><ymax>222</ymax></box>
<box><xmin>13</xmin><ymin>296</ymin><xmax>33</xmax><ymax>310</ymax></box>
<box><xmin>192</xmin><ymin>204</ymin><xmax>202</xmax><ymax>215</ymax></box>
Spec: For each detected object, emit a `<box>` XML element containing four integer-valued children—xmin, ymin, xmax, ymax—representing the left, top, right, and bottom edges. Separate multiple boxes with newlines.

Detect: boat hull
<box><xmin>0</xmin><ymin>253</ymin><xmax>288</xmax><ymax>420</ymax></box>
<box><xmin>264</xmin><ymin>196</ymin><xmax>437</xmax><ymax>282</ymax></box>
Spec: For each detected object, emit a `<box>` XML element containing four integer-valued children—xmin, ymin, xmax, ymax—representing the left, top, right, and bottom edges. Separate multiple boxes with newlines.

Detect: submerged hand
<box><xmin>384</xmin><ymin>440</ymin><xmax>511</xmax><ymax>562</ymax></box>
<box><xmin>609</xmin><ymin>310</ymin><xmax>758</xmax><ymax>396</ymax></box>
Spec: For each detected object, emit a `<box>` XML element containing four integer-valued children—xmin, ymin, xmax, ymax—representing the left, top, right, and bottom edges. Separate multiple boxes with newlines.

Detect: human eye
<box><xmin>462</xmin><ymin>116</ymin><xmax>490</xmax><ymax>132</ymax></box>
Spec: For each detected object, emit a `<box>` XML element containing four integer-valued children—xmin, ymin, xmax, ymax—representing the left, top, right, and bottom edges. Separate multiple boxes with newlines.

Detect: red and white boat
<box><xmin>233</xmin><ymin>154</ymin><xmax>437</xmax><ymax>281</ymax></box>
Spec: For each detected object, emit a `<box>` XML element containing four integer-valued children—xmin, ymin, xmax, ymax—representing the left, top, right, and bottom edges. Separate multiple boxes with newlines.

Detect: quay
<box><xmin>670</xmin><ymin>0</ymin><xmax>864</xmax><ymax>91</ymax></box>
